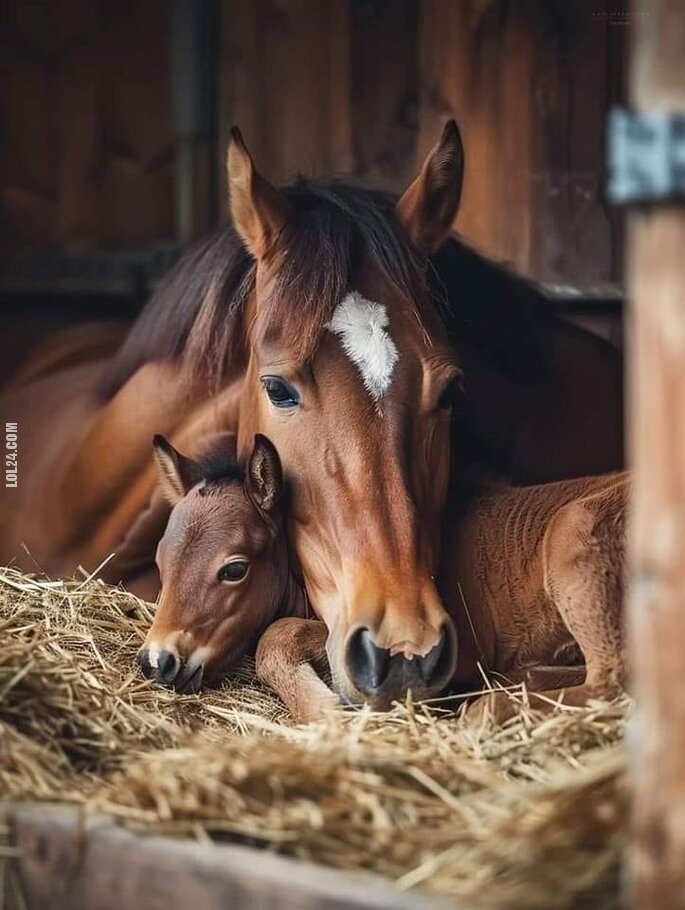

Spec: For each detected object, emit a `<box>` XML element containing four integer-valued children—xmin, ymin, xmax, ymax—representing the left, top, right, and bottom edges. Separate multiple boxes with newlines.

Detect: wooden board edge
<box><xmin>2</xmin><ymin>801</ymin><xmax>464</xmax><ymax>910</ymax></box>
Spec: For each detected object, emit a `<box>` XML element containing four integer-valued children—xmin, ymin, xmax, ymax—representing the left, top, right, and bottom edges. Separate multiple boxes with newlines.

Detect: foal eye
<box><xmin>217</xmin><ymin>560</ymin><xmax>250</xmax><ymax>583</ymax></box>
<box><xmin>262</xmin><ymin>376</ymin><xmax>300</xmax><ymax>409</ymax></box>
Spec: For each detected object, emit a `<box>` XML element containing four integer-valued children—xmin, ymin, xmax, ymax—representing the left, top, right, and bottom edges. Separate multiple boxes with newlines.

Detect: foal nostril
<box><xmin>157</xmin><ymin>649</ymin><xmax>180</xmax><ymax>684</ymax></box>
<box><xmin>346</xmin><ymin>628</ymin><xmax>390</xmax><ymax>693</ymax></box>
<box><xmin>138</xmin><ymin>648</ymin><xmax>153</xmax><ymax>679</ymax></box>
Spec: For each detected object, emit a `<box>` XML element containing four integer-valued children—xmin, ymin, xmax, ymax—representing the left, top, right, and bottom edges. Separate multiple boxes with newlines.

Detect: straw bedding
<box><xmin>0</xmin><ymin>566</ymin><xmax>629</xmax><ymax>908</ymax></box>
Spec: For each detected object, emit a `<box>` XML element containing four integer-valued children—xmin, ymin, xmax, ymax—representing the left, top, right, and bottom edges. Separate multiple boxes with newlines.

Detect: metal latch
<box><xmin>607</xmin><ymin>108</ymin><xmax>685</xmax><ymax>205</ymax></box>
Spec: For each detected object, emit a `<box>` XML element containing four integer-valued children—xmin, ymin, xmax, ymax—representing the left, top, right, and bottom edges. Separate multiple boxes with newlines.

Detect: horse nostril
<box><xmin>158</xmin><ymin>649</ymin><xmax>179</xmax><ymax>684</ymax></box>
<box><xmin>417</xmin><ymin>626</ymin><xmax>454</xmax><ymax>684</ymax></box>
<box><xmin>346</xmin><ymin>628</ymin><xmax>390</xmax><ymax>693</ymax></box>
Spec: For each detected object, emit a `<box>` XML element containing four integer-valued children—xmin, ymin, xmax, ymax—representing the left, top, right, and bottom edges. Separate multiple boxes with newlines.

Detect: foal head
<box><xmin>139</xmin><ymin>434</ymin><xmax>288</xmax><ymax>692</ymax></box>
<box><xmin>229</xmin><ymin>122</ymin><xmax>465</xmax><ymax>709</ymax></box>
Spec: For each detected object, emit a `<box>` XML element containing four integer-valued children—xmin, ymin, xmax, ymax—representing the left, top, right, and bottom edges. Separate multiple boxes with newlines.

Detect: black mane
<box><xmin>100</xmin><ymin>179</ymin><xmax>552</xmax><ymax>399</ymax></box>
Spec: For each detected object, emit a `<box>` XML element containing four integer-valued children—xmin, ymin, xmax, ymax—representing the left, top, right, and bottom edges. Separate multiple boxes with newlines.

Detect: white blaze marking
<box><xmin>328</xmin><ymin>291</ymin><xmax>398</xmax><ymax>401</ymax></box>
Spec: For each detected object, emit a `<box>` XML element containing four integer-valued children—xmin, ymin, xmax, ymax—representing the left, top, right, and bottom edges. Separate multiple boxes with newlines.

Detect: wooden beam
<box><xmin>627</xmin><ymin>0</ymin><xmax>685</xmax><ymax>905</ymax></box>
<box><xmin>4</xmin><ymin>803</ymin><xmax>457</xmax><ymax>910</ymax></box>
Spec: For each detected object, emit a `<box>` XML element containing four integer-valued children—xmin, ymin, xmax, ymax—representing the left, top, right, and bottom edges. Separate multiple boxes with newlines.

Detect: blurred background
<box><xmin>0</xmin><ymin>0</ymin><xmax>627</xmax><ymax>382</ymax></box>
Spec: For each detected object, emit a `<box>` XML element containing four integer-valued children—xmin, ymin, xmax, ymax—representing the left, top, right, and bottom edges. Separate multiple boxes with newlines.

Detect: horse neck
<box><xmin>437</xmin><ymin>238</ymin><xmax>623</xmax><ymax>482</ymax></box>
<box><xmin>60</xmin><ymin>364</ymin><xmax>246</xmax><ymax>574</ymax></box>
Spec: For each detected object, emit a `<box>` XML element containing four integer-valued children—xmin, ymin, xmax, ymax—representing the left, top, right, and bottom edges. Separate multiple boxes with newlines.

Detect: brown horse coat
<box><xmin>255</xmin><ymin>471</ymin><xmax>629</xmax><ymax>721</ymax></box>
<box><xmin>443</xmin><ymin>471</ymin><xmax>628</xmax><ymax>718</ymax></box>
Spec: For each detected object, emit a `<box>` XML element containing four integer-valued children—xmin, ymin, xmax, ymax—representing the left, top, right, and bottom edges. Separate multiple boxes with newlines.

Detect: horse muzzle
<box><xmin>340</xmin><ymin>622</ymin><xmax>457</xmax><ymax>709</ymax></box>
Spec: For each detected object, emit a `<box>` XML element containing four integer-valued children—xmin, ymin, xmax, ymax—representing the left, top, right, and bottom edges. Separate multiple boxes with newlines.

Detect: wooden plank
<box><xmin>417</xmin><ymin>0</ymin><xmax>626</xmax><ymax>286</ymax></box>
<box><xmin>417</xmin><ymin>0</ymin><xmax>505</xmax><ymax>267</ymax></box>
<box><xmin>218</xmin><ymin>0</ymin><xmax>352</xmax><ymax>214</ymax></box>
<box><xmin>4</xmin><ymin>803</ymin><xmax>456</xmax><ymax>910</ymax></box>
<box><xmin>0</xmin><ymin>0</ymin><xmax>174</xmax><ymax>278</ymax></box>
<box><xmin>54</xmin><ymin>0</ymin><xmax>99</xmax><ymax>251</ymax></box>
<box><xmin>96</xmin><ymin>0</ymin><xmax>174</xmax><ymax>249</ymax></box>
<box><xmin>528</xmin><ymin>0</ymin><xmax>619</xmax><ymax>287</ymax></box>
<box><xmin>627</xmin><ymin>0</ymin><xmax>685</xmax><ymax>905</ymax></box>
<box><xmin>350</xmin><ymin>0</ymin><xmax>419</xmax><ymax>191</ymax></box>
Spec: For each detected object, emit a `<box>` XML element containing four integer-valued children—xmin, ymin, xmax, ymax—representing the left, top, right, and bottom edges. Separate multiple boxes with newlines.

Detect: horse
<box><xmin>443</xmin><ymin>470</ymin><xmax>629</xmax><ymax>719</ymax></box>
<box><xmin>0</xmin><ymin>120</ymin><xmax>623</xmax><ymax>710</ymax></box>
<box><xmin>140</xmin><ymin>432</ymin><xmax>336</xmax><ymax>720</ymax></box>
<box><xmin>140</xmin><ymin>429</ymin><xmax>628</xmax><ymax>721</ymax></box>
<box><xmin>141</xmin><ymin>432</ymin><xmax>299</xmax><ymax>690</ymax></box>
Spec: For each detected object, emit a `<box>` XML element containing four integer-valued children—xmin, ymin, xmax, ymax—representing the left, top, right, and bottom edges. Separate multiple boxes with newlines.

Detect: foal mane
<box><xmin>195</xmin><ymin>439</ymin><xmax>245</xmax><ymax>490</ymax></box>
<box><xmin>99</xmin><ymin>179</ymin><xmax>550</xmax><ymax>399</ymax></box>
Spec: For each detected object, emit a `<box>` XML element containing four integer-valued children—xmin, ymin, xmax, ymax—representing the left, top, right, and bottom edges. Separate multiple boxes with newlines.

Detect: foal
<box><xmin>139</xmin><ymin>434</ymin><xmax>335</xmax><ymax>720</ymax></box>
<box><xmin>442</xmin><ymin>470</ymin><xmax>629</xmax><ymax>720</ymax></box>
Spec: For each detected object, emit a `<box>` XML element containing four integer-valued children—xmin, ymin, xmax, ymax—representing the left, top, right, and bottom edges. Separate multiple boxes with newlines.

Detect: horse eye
<box><xmin>217</xmin><ymin>560</ymin><xmax>250</xmax><ymax>583</ymax></box>
<box><xmin>262</xmin><ymin>376</ymin><xmax>300</xmax><ymax>409</ymax></box>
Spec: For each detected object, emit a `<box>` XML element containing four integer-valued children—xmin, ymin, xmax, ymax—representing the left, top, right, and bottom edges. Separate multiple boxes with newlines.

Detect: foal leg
<box><xmin>523</xmin><ymin>664</ymin><xmax>587</xmax><ymax>692</ymax></box>
<box><xmin>255</xmin><ymin>618</ymin><xmax>341</xmax><ymax>723</ymax></box>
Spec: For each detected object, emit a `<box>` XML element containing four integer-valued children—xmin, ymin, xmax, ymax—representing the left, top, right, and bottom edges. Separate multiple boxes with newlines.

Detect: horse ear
<box><xmin>246</xmin><ymin>434</ymin><xmax>283</xmax><ymax>515</ymax></box>
<box><xmin>152</xmin><ymin>435</ymin><xmax>203</xmax><ymax>505</ymax></box>
<box><xmin>227</xmin><ymin>127</ymin><xmax>291</xmax><ymax>260</ymax></box>
<box><xmin>396</xmin><ymin>119</ymin><xmax>464</xmax><ymax>254</ymax></box>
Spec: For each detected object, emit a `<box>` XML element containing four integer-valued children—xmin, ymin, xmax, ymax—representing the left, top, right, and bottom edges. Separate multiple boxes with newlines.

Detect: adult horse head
<box><xmin>227</xmin><ymin>123</ymin><xmax>464</xmax><ymax>708</ymax></box>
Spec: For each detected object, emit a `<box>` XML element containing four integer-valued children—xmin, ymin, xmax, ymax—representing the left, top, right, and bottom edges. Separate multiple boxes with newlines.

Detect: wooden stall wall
<box><xmin>218</xmin><ymin>0</ymin><xmax>353</xmax><ymax>207</ymax></box>
<box><xmin>417</xmin><ymin>0</ymin><xmax>626</xmax><ymax>286</ymax></box>
<box><xmin>0</xmin><ymin>0</ymin><xmax>626</xmax><ymax>295</ymax></box>
<box><xmin>219</xmin><ymin>0</ymin><xmax>626</xmax><ymax>291</ymax></box>
<box><xmin>0</xmin><ymin>0</ymin><xmax>174</xmax><ymax>281</ymax></box>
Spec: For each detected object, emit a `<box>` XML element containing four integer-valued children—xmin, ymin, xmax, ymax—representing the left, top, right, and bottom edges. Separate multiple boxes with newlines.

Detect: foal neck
<box><xmin>279</xmin><ymin>571</ymin><xmax>310</xmax><ymax>622</ymax></box>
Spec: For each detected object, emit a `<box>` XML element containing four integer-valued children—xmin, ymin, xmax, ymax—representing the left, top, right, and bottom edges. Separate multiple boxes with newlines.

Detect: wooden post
<box><xmin>627</xmin><ymin>0</ymin><xmax>685</xmax><ymax>905</ymax></box>
<box><xmin>171</xmin><ymin>0</ymin><xmax>218</xmax><ymax>244</ymax></box>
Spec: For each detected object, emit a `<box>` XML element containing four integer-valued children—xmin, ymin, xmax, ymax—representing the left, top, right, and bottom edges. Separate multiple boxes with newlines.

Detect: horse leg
<box><xmin>255</xmin><ymin>618</ymin><xmax>341</xmax><ymax>723</ymax></box>
<box><xmin>536</xmin><ymin>491</ymin><xmax>626</xmax><ymax>704</ymax></box>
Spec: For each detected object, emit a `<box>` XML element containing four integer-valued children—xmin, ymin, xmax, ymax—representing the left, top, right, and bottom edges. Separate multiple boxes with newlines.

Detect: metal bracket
<box><xmin>607</xmin><ymin>108</ymin><xmax>685</xmax><ymax>205</ymax></box>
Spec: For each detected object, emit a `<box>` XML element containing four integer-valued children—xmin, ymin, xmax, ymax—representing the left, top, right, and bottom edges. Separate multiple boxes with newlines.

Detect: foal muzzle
<box><xmin>138</xmin><ymin>644</ymin><xmax>206</xmax><ymax>694</ymax></box>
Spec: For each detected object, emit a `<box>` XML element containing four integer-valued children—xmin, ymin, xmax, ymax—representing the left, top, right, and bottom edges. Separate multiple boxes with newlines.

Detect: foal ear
<box><xmin>152</xmin><ymin>435</ymin><xmax>203</xmax><ymax>505</ymax></box>
<box><xmin>246</xmin><ymin>434</ymin><xmax>283</xmax><ymax>515</ymax></box>
<box><xmin>227</xmin><ymin>127</ymin><xmax>291</xmax><ymax>260</ymax></box>
<box><xmin>396</xmin><ymin>119</ymin><xmax>464</xmax><ymax>254</ymax></box>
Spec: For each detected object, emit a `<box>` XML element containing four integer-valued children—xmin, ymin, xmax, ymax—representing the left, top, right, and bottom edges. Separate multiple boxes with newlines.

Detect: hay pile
<box><xmin>0</xmin><ymin>566</ymin><xmax>629</xmax><ymax>908</ymax></box>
